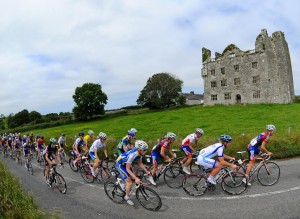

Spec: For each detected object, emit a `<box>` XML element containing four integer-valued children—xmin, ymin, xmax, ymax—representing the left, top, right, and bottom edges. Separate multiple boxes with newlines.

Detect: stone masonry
<box><xmin>201</xmin><ymin>29</ymin><xmax>295</xmax><ymax>105</ymax></box>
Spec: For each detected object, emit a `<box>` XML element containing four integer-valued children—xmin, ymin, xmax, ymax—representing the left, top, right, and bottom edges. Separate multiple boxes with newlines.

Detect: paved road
<box><xmin>1</xmin><ymin>156</ymin><xmax>300</xmax><ymax>219</ymax></box>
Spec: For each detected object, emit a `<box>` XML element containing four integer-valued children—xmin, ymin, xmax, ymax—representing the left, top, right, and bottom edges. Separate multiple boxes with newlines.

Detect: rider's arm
<box><xmin>94</xmin><ymin>148</ymin><xmax>99</xmax><ymax>160</ymax></box>
<box><xmin>218</xmin><ymin>157</ymin><xmax>237</xmax><ymax>169</ymax></box>
<box><xmin>138</xmin><ymin>159</ymin><xmax>151</xmax><ymax>175</ymax></box>
<box><xmin>168</xmin><ymin>148</ymin><xmax>176</xmax><ymax>158</ymax></box>
<box><xmin>188</xmin><ymin>142</ymin><xmax>196</xmax><ymax>153</ymax></box>
<box><xmin>260</xmin><ymin>141</ymin><xmax>272</xmax><ymax>155</ymax></box>
<box><xmin>223</xmin><ymin>154</ymin><xmax>235</xmax><ymax>161</ymax></box>
<box><xmin>126</xmin><ymin>162</ymin><xmax>140</xmax><ymax>182</ymax></box>
<box><xmin>103</xmin><ymin>147</ymin><xmax>108</xmax><ymax>159</ymax></box>
<box><xmin>160</xmin><ymin>147</ymin><xmax>171</xmax><ymax>162</ymax></box>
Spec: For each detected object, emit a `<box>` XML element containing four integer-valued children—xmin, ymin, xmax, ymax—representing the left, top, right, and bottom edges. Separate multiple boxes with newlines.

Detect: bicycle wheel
<box><xmin>53</xmin><ymin>173</ymin><xmax>67</xmax><ymax>194</ymax></box>
<box><xmin>80</xmin><ymin>165</ymin><xmax>94</xmax><ymax>183</ymax></box>
<box><xmin>182</xmin><ymin>174</ymin><xmax>207</xmax><ymax>196</ymax></box>
<box><xmin>136</xmin><ymin>186</ymin><xmax>162</xmax><ymax>211</ymax></box>
<box><xmin>163</xmin><ymin>163</ymin><xmax>185</xmax><ymax>189</ymax></box>
<box><xmin>28</xmin><ymin>163</ymin><xmax>34</xmax><ymax>175</ymax></box>
<box><xmin>104</xmin><ymin>179</ymin><xmax>125</xmax><ymax>204</ymax></box>
<box><xmin>221</xmin><ymin>172</ymin><xmax>247</xmax><ymax>195</ymax></box>
<box><xmin>257</xmin><ymin>161</ymin><xmax>280</xmax><ymax>186</ymax></box>
<box><xmin>100</xmin><ymin>167</ymin><xmax>111</xmax><ymax>182</ymax></box>
<box><xmin>104</xmin><ymin>159</ymin><xmax>116</xmax><ymax>171</ymax></box>
<box><xmin>69</xmin><ymin>158</ymin><xmax>79</xmax><ymax>172</ymax></box>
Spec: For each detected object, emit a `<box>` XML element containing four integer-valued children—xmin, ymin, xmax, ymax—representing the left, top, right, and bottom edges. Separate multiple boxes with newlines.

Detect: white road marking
<box><xmin>31</xmin><ymin>162</ymin><xmax>300</xmax><ymax>201</ymax></box>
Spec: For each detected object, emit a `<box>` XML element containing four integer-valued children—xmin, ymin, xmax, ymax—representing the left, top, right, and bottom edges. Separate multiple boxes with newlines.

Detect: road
<box><xmin>1</xmin><ymin>156</ymin><xmax>300</xmax><ymax>219</ymax></box>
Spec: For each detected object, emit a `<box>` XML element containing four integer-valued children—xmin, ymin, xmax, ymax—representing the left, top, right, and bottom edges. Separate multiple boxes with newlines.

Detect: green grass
<box><xmin>26</xmin><ymin>103</ymin><xmax>300</xmax><ymax>159</ymax></box>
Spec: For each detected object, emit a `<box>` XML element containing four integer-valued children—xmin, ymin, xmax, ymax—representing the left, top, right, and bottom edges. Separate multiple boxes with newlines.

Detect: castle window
<box><xmin>211</xmin><ymin>94</ymin><xmax>217</xmax><ymax>101</ymax></box>
<box><xmin>224</xmin><ymin>93</ymin><xmax>231</xmax><ymax>100</ymax></box>
<box><xmin>253</xmin><ymin>90</ymin><xmax>260</xmax><ymax>98</ymax></box>
<box><xmin>253</xmin><ymin>75</ymin><xmax>260</xmax><ymax>84</ymax></box>
<box><xmin>211</xmin><ymin>69</ymin><xmax>215</xmax><ymax>76</ymax></box>
<box><xmin>252</xmin><ymin>62</ymin><xmax>258</xmax><ymax>68</ymax></box>
<box><xmin>211</xmin><ymin>81</ymin><xmax>217</xmax><ymax>88</ymax></box>
<box><xmin>229</xmin><ymin>53</ymin><xmax>236</xmax><ymax>58</ymax></box>
<box><xmin>234</xmin><ymin>78</ymin><xmax>240</xmax><ymax>86</ymax></box>
<box><xmin>221</xmin><ymin>79</ymin><xmax>227</xmax><ymax>87</ymax></box>
<box><xmin>221</xmin><ymin>67</ymin><xmax>225</xmax><ymax>74</ymax></box>
<box><xmin>234</xmin><ymin>65</ymin><xmax>239</xmax><ymax>72</ymax></box>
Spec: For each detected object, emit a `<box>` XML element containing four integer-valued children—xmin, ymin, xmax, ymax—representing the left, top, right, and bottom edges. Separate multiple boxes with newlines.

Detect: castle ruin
<box><xmin>201</xmin><ymin>29</ymin><xmax>295</xmax><ymax>105</ymax></box>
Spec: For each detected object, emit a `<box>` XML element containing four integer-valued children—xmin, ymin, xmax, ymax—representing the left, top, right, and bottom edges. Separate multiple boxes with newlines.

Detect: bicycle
<box><xmin>58</xmin><ymin>147</ymin><xmax>67</xmax><ymax>163</ymax></box>
<box><xmin>104</xmin><ymin>167</ymin><xmax>162</xmax><ymax>211</ymax></box>
<box><xmin>15</xmin><ymin>149</ymin><xmax>23</xmax><ymax>166</ymax></box>
<box><xmin>80</xmin><ymin>159</ymin><xmax>112</xmax><ymax>183</ymax></box>
<box><xmin>236</xmin><ymin>151</ymin><xmax>280</xmax><ymax>186</ymax></box>
<box><xmin>68</xmin><ymin>153</ymin><xmax>88</xmax><ymax>172</ymax></box>
<box><xmin>182</xmin><ymin>160</ymin><xmax>248</xmax><ymax>196</ymax></box>
<box><xmin>25</xmin><ymin>154</ymin><xmax>34</xmax><ymax>175</ymax></box>
<box><xmin>44</xmin><ymin>164</ymin><xmax>67</xmax><ymax>194</ymax></box>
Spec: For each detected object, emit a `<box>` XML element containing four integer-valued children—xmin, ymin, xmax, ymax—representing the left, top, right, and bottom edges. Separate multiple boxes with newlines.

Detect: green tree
<box><xmin>72</xmin><ymin>83</ymin><xmax>108</xmax><ymax>120</ymax></box>
<box><xmin>137</xmin><ymin>72</ymin><xmax>184</xmax><ymax>109</ymax></box>
<box><xmin>29</xmin><ymin>111</ymin><xmax>42</xmax><ymax>123</ymax></box>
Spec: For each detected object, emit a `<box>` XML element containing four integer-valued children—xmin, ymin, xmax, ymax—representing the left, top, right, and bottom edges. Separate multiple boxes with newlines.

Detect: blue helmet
<box><xmin>220</xmin><ymin>134</ymin><xmax>232</xmax><ymax>143</ymax></box>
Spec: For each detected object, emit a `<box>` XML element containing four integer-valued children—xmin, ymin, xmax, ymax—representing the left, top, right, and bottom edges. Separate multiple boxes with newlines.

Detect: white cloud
<box><xmin>0</xmin><ymin>0</ymin><xmax>299</xmax><ymax>115</ymax></box>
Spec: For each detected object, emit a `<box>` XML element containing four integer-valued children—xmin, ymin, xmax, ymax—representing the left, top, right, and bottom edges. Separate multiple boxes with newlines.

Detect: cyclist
<box><xmin>150</xmin><ymin>132</ymin><xmax>177</xmax><ymax>181</ymax></box>
<box><xmin>58</xmin><ymin>133</ymin><xmax>67</xmax><ymax>153</ymax></box>
<box><xmin>72</xmin><ymin>131</ymin><xmax>86</xmax><ymax>167</ymax></box>
<box><xmin>116</xmin><ymin>130</ymin><xmax>135</xmax><ymax>155</ymax></box>
<box><xmin>197</xmin><ymin>134</ymin><xmax>237</xmax><ymax>185</ymax></box>
<box><xmin>84</xmin><ymin>130</ymin><xmax>95</xmax><ymax>149</ymax></box>
<box><xmin>37</xmin><ymin>136</ymin><xmax>45</xmax><ymax>162</ymax></box>
<box><xmin>23</xmin><ymin>141</ymin><xmax>32</xmax><ymax>169</ymax></box>
<box><xmin>89</xmin><ymin>132</ymin><xmax>108</xmax><ymax>177</ymax></box>
<box><xmin>43</xmin><ymin>138</ymin><xmax>60</xmax><ymax>185</ymax></box>
<box><xmin>243</xmin><ymin>124</ymin><xmax>276</xmax><ymax>186</ymax></box>
<box><xmin>181</xmin><ymin>128</ymin><xmax>204</xmax><ymax>174</ymax></box>
<box><xmin>115</xmin><ymin>140</ymin><xmax>156</xmax><ymax>206</ymax></box>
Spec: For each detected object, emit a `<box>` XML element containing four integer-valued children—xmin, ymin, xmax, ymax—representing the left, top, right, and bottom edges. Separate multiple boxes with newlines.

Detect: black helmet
<box><xmin>78</xmin><ymin>131</ymin><xmax>84</xmax><ymax>137</ymax></box>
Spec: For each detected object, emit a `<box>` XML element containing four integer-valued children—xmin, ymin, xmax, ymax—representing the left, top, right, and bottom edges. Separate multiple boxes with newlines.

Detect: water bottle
<box><xmin>215</xmin><ymin>169</ymin><xmax>225</xmax><ymax>181</ymax></box>
<box><xmin>238</xmin><ymin>159</ymin><xmax>243</xmax><ymax>165</ymax></box>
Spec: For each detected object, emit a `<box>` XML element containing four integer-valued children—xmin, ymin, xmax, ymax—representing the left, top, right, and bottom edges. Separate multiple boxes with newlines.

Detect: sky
<box><xmin>0</xmin><ymin>0</ymin><xmax>299</xmax><ymax>115</ymax></box>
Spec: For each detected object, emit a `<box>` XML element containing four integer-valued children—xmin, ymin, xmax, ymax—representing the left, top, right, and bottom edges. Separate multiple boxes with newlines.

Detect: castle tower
<box><xmin>201</xmin><ymin>29</ymin><xmax>295</xmax><ymax>105</ymax></box>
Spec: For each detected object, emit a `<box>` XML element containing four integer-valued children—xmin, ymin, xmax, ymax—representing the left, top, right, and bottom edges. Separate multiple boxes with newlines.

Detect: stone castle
<box><xmin>201</xmin><ymin>29</ymin><xmax>295</xmax><ymax>105</ymax></box>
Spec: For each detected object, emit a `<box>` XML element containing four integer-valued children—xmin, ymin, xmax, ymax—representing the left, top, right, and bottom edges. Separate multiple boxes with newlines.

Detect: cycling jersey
<box><xmin>58</xmin><ymin>136</ymin><xmax>67</xmax><ymax>144</ymax></box>
<box><xmin>43</xmin><ymin>144</ymin><xmax>58</xmax><ymax>165</ymax></box>
<box><xmin>117</xmin><ymin>135</ymin><xmax>132</xmax><ymax>150</ymax></box>
<box><xmin>181</xmin><ymin>133</ymin><xmax>198</xmax><ymax>146</ymax></box>
<box><xmin>89</xmin><ymin>139</ymin><xmax>106</xmax><ymax>152</ymax></box>
<box><xmin>23</xmin><ymin>143</ymin><xmax>31</xmax><ymax>155</ymax></box>
<box><xmin>115</xmin><ymin>148</ymin><xmax>141</xmax><ymax>180</ymax></box>
<box><xmin>151</xmin><ymin>139</ymin><xmax>171</xmax><ymax>165</ymax></box>
<box><xmin>197</xmin><ymin>143</ymin><xmax>225</xmax><ymax>169</ymax></box>
<box><xmin>247</xmin><ymin>132</ymin><xmax>270</xmax><ymax>149</ymax></box>
<box><xmin>84</xmin><ymin>135</ymin><xmax>94</xmax><ymax>145</ymax></box>
<box><xmin>72</xmin><ymin>137</ymin><xmax>85</xmax><ymax>155</ymax></box>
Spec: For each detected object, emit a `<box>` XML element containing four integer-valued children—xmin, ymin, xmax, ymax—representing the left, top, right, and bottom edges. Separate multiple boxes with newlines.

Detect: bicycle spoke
<box><xmin>136</xmin><ymin>186</ymin><xmax>162</xmax><ymax>211</ymax></box>
<box><xmin>55</xmin><ymin>174</ymin><xmax>67</xmax><ymax>194</ymax></box>
<box><xmin>100</xmin><ymin>167</ymin><xmax>111</xmax><ymax>182</ymax></box>
<box><xmin>257</xmin><ymin>161</ymin><xmax>280</xmax><ymax>186</ymax></box>
<box><xmin>104</xmin><ymin>179</ymin><xmax>125</xmax><ymax>204</ymax></box>
<box><xmin>182</xmin><ymin>174</ymin><xmax>207</xmax><ymax>196</ymax></box>
<box><xmin>221</xmin><ymin>172</ymin><xmax>247</xmax><ymax>195</ymax></box>
<box><xmin>163</xmin><ymin>163</ymin><xmax>184</xmax><ymax>189</ymax></box>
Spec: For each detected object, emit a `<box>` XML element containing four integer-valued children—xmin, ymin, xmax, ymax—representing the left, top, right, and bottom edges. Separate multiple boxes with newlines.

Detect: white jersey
<box><xmin>199</xmin><ymin>142</ymin><xmax>224</xmax><ymax>159</ymax></box>
<box><xmin>89</xmin><ymin>139</ymin><xmax>106</xmax><ymax>152</ymax></box>
<box><xmin>58</xmin><ymin>136</ymin><xmax>66</xmax><ymax>144</ymax></box>
<box><xmin>182</xmin><ymin>133</ymin><xmax>198</xmax><ymax>146</ymax></box>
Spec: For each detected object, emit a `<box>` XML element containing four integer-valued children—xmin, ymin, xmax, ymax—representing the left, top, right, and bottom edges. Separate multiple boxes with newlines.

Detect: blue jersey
<box><xmin>116</xmin><ymin>148</ymin><xmax>141</xmax><ymax>165</ymax></box>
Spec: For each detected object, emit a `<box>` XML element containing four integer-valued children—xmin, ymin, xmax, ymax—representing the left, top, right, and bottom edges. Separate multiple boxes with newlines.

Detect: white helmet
<box><xmin>166</xmin><ymin>132</ymin><xmax>176</xmax><ymax>140</ymax></box>
<box><xmin>195</xmin><ymin>128</ymin><xmax>204</xmax><ymax>135</ymax></box>
<box><xmin>98</xmin><ymin>132</ymin><xmax>107</xmax><ymax>139</ymax></box>
<box><xmin>266</xmin><ymin>124</ymin><xmax>276</xmax><ymax>132</ymax></box>
<box><xmin>130</xmin><ymin>128</ymin><xmax>137</xmax><ymax>135</ymax></box>
<box><xmin>135</xmin><ymin>140</ymin><xmax>148</xmax><ymax>150</ymax></box>
<box><xmin>88</xmin><ymin>130</ymin><xmax>94</xmax><ymax>135</ymax></box>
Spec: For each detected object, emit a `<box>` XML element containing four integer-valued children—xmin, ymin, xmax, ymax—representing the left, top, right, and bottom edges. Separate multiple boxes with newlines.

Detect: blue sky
<box><xmin>0</xmin><ymin>0</ymin><xmax>299</xmax><ymax>115</ymax></box>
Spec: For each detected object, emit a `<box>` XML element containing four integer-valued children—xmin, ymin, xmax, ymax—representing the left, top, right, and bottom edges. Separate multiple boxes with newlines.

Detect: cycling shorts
<box><xmin>89</xmin><ymin>151</ymin><xmax>99</xmax><ymax>161</ymax></box>
<box><xmin>151</xmin><ymin>151</ymin><xmax>162</xmax><ymax>165</ymax></box>
<box><xmin>24</xmin><ymin>149</ymin><xmax>30</xmax><ymax>155</ymax></box>
<box><xmin>197</xmin><ymin>155</ymin><xmax>216</xmax><ymax>169</ymax></box>
<box><xmin>38</xmin><ymin>145</ymin><xmax>43</xmax><ymax>150</ymax></box>
<box><xmin>181</xmin><ymin>145</ymin><xmax>192</xmax><ymax>156</ymax></box>
<box><xmin>115</xmin><ymin>163</ymin><xmax>133</xmax><ymax>180</ymax></box>
<box><xmin>247</xmin><ymin>146</ymin><xmax>260</xmax><ymax>161</ymax></box>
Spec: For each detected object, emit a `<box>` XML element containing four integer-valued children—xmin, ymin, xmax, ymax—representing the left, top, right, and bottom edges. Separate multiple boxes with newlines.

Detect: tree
<box><xmin>137</xmin><ymin>72</ymin><xmax>184</xmax><ymax>109</ymax></box>
<box><xmin>72</xmin><ymin>83</ymin><xmax>108</xmax><ymax>120</ymax></box>
<box><xmin>29</xmin><ymin>111</ymin><xmax>42</xmax><ymax>123</ymax></box>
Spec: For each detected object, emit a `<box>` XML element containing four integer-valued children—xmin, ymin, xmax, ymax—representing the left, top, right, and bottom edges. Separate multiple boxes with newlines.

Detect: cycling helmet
<box><xmin>127</xmin><ymin>131</ymin><xmax>135</xmax><ymax>137</ymax></box>
<box><xmin>98</xmin><ymin>132</ymin><xmax>107</xmax><ymax>139</ymax></box>
<box><xmin>62</xmin><ymin>133</ymin><xmax>65</xmax><ymax>136</ymax></box>
<box><xmin>195</xmin><ymin>128</ymin><xmax>204</xmax><ymax>135</ymax></box>
<box><xmin>88</xmin><ymin>130</ymin><xmax>94</xmax><ymax>135</ymax></box>
<box><xmin>135</xmin><ymin>140</ymin><xmax>148</xmax><ymax>150</ymax></box>
<box><xmin>41</xmin><ymin>136</ymin><xmax>44</xmax><ymax>139</ymax></box>
<box><xmin>266</xmin><ymin>124</ymin><xmax>276</xmax><ymax>132</ymax></box>
<box><xmin>78</xmin><ymin>131</ymin><xmax>84</xmax><ymax>137</ymax></box>
<box><xmin>166</xmin><ymin>132</ymin><xmax>176</xmax><ymax>140</ymax></box>
<box><xmin>220</xmin><ymin>134</ymin><xmax>232</xmax><ymax>143</ymax></box>
<box><xmin>130</xmin><ymin>128</ymin><xmax>137</xmax><ymax>135</ymax></box>
<box><xmin>50</xmin><ymin>138</ymin><xmax>56</xmax><ymax>144</ymax></box>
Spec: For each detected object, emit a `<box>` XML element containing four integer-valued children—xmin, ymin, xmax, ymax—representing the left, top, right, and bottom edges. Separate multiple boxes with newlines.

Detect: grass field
<box><xmin>25</xmin><ymin>103</ymin><xmax>300</xmax><ymax>159</ymax></box>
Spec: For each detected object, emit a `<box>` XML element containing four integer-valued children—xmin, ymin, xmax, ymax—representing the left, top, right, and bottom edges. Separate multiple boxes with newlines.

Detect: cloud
<box><xmin>0</xmin><ymin>0</ymin><xmax>299</xmax><ymax>115</ymax></box>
